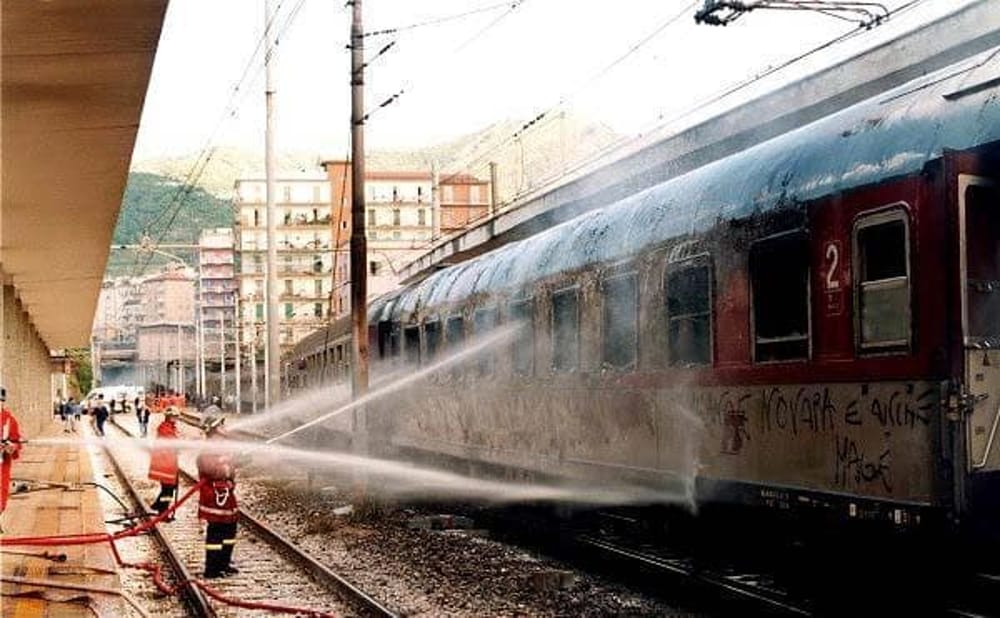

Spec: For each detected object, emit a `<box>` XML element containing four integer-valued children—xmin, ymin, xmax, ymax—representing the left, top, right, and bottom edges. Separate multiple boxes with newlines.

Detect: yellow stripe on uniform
<box><xmin>222</xmin><ymin>539</ymin><xmax>236</xmax><ymax>545</ymax></box>
<box><xmin>204</xmin><ymin>544</ymin><xmax>224</xmax><ymax>550</ymax></box>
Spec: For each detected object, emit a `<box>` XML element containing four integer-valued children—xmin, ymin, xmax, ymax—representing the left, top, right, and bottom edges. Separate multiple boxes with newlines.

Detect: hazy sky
<box><xmin>131</xmin><ymin>0</ymin><xmax>980</xmax><ymax>163</ymax></box>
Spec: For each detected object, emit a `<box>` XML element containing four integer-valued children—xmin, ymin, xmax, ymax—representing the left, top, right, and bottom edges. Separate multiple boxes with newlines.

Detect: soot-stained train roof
<box><xmin>369</xmin><ymin>48</ymin><xmax>1000</xmax><ymax>325</ymax></box>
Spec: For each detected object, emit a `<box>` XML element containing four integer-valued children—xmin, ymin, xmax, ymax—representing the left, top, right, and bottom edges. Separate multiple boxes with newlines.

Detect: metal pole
<box><xmin>235</xmin><ymin>296</ymin><xmax>242</xmax><ymax>414</ymax></box>
<box><xmin>252</xmin><ymin>325</ymin><xmax>259</xmax><ymax>415</ymax></box>
<box><xmin>489</xmin><ymin>161</ymin><xmax>499</xmax><ymax>216</ymax></box>
<box><xmin>431</xmin><ymin>162</ymin><xmax>441</xmax><ymax>240</ymax></box>
<box><xmin>350</xmin><ymin>0</ymin><xmax>369</xmax><ymax>400</ymax></box>
<box><xmin>220</xmin><ymin>305</ymin><xmax>226</xmax><ymax>400</ymax></box>
<box><xmin>265</xmin><ymin>0</ymin><xmax>280</xmax><ymax>409</ymax></box>
<box><xmin>195</xmin><ymin>298</ymin><xmax>201</xmax><ymax>398</ymax></box>
<box><xmin>176</xmin><ymin>324</ymin><xmax>182</xmax><ymax>394</ymax></box>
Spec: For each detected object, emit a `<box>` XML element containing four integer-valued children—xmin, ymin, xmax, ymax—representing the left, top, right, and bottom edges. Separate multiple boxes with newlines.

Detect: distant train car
<box><xmin>291</xmin><ymin>49</ymin><xmax>1000</xmax><ymax>540</ymax></box>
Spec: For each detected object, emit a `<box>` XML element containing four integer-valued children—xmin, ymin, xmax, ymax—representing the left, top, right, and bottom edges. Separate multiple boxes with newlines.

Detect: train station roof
<box><xmin>1</xmin><ymin>1</ymin><xmax>167</xmax><ymax>348</ymax></box>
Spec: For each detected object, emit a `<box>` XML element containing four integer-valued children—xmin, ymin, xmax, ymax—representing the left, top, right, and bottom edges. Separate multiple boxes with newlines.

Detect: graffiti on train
<box><xmin>686</xmin><ymin>383</ymin><xmax>938</xmax><ymax>494</ymax></box>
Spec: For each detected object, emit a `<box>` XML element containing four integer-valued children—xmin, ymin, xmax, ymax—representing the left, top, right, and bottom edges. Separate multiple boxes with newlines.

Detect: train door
<box><xmin>959</xmin><ymin>174</ymin><xmax>1000</xmax><ymax>475</ymax></box>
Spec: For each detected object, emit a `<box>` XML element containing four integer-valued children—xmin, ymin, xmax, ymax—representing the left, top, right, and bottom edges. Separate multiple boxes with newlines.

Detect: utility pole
<box><xmin>235</xmin><ymin>296</ymin><xmax>242</xmax><ymax>414</ymax></box>
<box><xmin>251</xmin><ymin>325</ymin><xmax>259</xmax><ymax>415</ymax></box>
<box><xmin>431</xmin><ymin>162</ymin><xmax>441</xmax><ymax>240</ymax></box>
<box><xmin>264</xmin><ymin>0</ymin><xmax>280</xmax><ymax>410</ymax></box>
<box><xmin>489</xmin><ymin>161</ymin><xmax>499</xmax><ymax>216</ymax></box>
<box><xmin>220</xmin><ymin>307</ymin><xmax>226</xmax><ymax>400</ymax></box>
<box><xmin>350</xmin><ymin>0</ymin><xmax>369</xmax><ymax>401</ymax></box>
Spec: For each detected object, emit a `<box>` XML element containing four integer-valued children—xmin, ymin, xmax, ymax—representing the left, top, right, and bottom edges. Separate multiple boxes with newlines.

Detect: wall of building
<box><xmin>2</xmin><ymin>284</ymin><xmax>59</xmax><ymax>436</ymax></box>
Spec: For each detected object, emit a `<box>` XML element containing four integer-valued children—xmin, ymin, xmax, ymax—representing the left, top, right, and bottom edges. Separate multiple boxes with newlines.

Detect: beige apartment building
<box><xmin>234</xmin><ymin>177</ymin><xmax>334</xmax><ymax>359</ymax></box>
<box><xmin>135</xmin><ymin>264</ymin><xmax>197</xmax><ymax>392</ymax></box>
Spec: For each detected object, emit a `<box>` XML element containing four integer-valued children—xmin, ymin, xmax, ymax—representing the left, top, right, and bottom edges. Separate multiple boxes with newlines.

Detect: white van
<box><xmin>83</xmin><ymin>386</ymin><xmax>145</xmax><ymax>413</ymax></box>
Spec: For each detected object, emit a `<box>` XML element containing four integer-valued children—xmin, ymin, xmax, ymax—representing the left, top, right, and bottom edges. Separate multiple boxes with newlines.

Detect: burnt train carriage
<box><xmin>291</xmin><ymin>49</ymin><xmax>1000</xmax><ymax>534</ymax></box>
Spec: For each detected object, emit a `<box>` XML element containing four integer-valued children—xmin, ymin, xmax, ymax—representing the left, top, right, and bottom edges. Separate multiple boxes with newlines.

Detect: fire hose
<box><xmin>1</xmin><ymin>480</ymin><xmax>337</xmax><ymax>617</ymax></box>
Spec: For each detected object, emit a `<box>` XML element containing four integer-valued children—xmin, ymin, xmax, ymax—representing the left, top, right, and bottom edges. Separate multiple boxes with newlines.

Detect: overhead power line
<box><xmin>362</xmin><ymin>1</ymin><xmax>519</xmax><ymax>38</ymax></box>
<box><xmin>132</xmin><ymin>0</ymin><xmax>314</xmax><ymax>278</ymax></box>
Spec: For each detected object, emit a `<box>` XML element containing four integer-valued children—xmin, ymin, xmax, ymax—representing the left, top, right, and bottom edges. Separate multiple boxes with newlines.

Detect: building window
<box><xmin>552</xmin><ymin>287</ymin><xmax>579</xmax><ymax>372</ymax></box>
<box><xmin>314</xmin><ymin>302</ymin><xmax>323</xmax><ymax>318</ymax></box>
<box><xmin>392</xmin><ymin>186</ymin><xmax>399</xmax><ymax>202</ymax></box>
<box><xmin>368</xmin><ymin>209</ymin><xmax>376</xmax><ymax>226</ymax></box>
<box><xmin>470</xmin><ymin>185</ymin><xmax>481</xmax><ymax>204</ymax></box>
<box><xmin>603</xmin><ymin>272</ymin><xmax>638</xmax><ymax>370</ymax></box>
<box><xmin>417</xmin><ymin>186</ymin><xmax>424</xmax><ymax>203</ymax></box>
<box><xmin>855</xmin><ymin>210</ymin><xmax>910</xmax><ymax>351</ymax></box>
<box><xmin>314</xmin><ymin>279</ymin><xmax>323</xmax><ymax>297</ymax></box>
<box><xmin>425</xmin><ymin>321</ymin><xmax>441</xmax><ymax>361</ymax></box>
<box><xmin>369</xmin><ymin>261</ymin><xmax>381</xmax><ymax>276</ymax></box>
<box><xmin>443</xmin><ymin>185</ymin><xmax>454</xmax><ymax>203</ymax></box>
<box><xmin>284</xmin><ymin>279</ymin><xmax>293</xmax><ymax>295</ymax></box>
<box><xmin>283</xmin><ymin>210</ymin><xmax>292</xmax><ymax>225</ymax></box>
<box><xmin>285</xmin><ymin>303</ymin><xmax>294</xmax><ymax>318</ymax></box>
<box><xmin>750</xmin><ymin>231</ymin><xmax>810</xmax><ymax>362</ymax></box>
<box><xmin>418</xmin><ymin>209</ymin><xmax>426</xmax><ymax>226</ymax></box>
<box><xmin>253</xmin><ymin>209</ymin><xmax>260</xmax><ymax>227</ymax></box>
<box><xmin>666</xmin><ymin>258</ymin><xmax>712</xmax><ymax>366</ymax></box>
<box><xmin>392</xmin><ymin>231</ymin><xmax>402</xmax><ymax>240</ymax></box>
<box><xmin>283</xmin><ymin>185</ymin><xmax>292</xmax><ymax>202</ymax></box>
<box><xmin>313</xmin><ymin>186</ymin><xmax>322</xmax><ymax>203</ymax></box>
<box><xmin>392</xmin><ymin>208</ymin><xmax>401</xmax><ymax>226</ymax></box>
<box><xmin>255</xmin><ymin>303</ymin><xmax>263</xmax><ymax>320</ymax></box>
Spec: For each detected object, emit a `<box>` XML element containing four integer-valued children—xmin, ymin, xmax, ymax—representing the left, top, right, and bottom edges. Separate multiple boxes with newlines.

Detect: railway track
<box><xmin>104</xmin><ymin>415</ymin><xmax>396</xmax><ymax>617</ymax></box>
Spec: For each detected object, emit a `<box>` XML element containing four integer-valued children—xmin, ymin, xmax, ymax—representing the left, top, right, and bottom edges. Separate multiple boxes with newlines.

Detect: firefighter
<box><xmin>0</xmin><ymin>385</ymin><xmax>23</xmax><ymax>533</ymax></box>
<box><xmin>148</xmin><ymin>406</ymin><xmax>180</xmax><ymax>519</ymax></box>
<box><xmin>196</xmin><ymin>415</ymin><xmax>239</xmax><ymax>578</ymax></box>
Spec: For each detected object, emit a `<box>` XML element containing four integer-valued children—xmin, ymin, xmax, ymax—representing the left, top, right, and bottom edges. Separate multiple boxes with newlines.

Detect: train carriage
<box><xmin>290</xmin><ymin>48</ymin><xmax>1000</xmax><ymax>540</ymax></box>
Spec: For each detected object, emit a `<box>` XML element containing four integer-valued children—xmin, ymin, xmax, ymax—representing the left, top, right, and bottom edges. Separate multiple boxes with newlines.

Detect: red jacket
<box><xmin>196</xmin><ymin>441</ymin><xmax>237</xmax><ymax>523</ymax></box>
<box><xmin>148</xmin><ymin>419</ymin><xmax>179</xmax><ymax>484</ymax></box>
<box><xmin>1</xmin><ymin>406</ymin><xmax>23</xmax><ymax>512</ymax></box>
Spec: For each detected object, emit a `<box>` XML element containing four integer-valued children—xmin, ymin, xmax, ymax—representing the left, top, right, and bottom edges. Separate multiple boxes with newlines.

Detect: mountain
<box><xmin>130</xmin><ymin>113</ymin><xmax>621</xmax><ymax>204</ymax></box>
<box><xmin>112</xmin><ymin>115</ymin><xmax>621</xmax><ymax>277</ymax></box>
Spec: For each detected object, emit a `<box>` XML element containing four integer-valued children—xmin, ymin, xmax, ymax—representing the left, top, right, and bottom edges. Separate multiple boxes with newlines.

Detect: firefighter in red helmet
<box><xmin>196</xmin><ymin>415</ymin><xmax>239</xmax><ymax>578</ymax></box>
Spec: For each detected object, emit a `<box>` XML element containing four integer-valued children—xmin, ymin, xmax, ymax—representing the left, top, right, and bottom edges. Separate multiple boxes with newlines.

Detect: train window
<box><xmin>474</xmin><ymin>308</ymin><xmax>499</xmax><ymax>375</ymax></box>
<box><xmin>377</xmin><ymin>321</ymin><xmax>392</xmax><ymax>359</ymax></box>
<box><xmin>665</xmin><ymin>258</ymin><xmax>712</xmax><ymax>366</ymax></box>
<box><xmin>964</xmin><ymin>184</ymin><xmax>1000</xmax><ymax>343</ymax></box>
<box><xmin>552</xmin><ymin>288</ymin><xmax>580</xmax><ymax>372</ymax></box>
<box><xmin>403</xmin><ymin>326</ymin><xmax>421</xmax><ymax>365</ymax></box>
<box><xmin>855</xmin><ymin>210</ymin><xmax>910</xmax><ymax>351</ymax></box>
<box><xmin>603</xmin><ymin>273</ymin><xmax>638</xmax><ymax>370</ymax></box>
<box><xmin>509</xmin><ymin>298</ymin><xmax>534</xmax><ymax>376</ymax></box>
<box><xmin>425</xmin><ymin>321</ymin><xmax>441</xmax><ymax>361</ymax></box>
<box><xmin>750</xmin><ymin>232</ymin><xmax>810</xmax><ymax>362</ymax></box>
<box><xmin>446</xmin><ymin>316</ymin><xmax>465</xmax><ymax>345</ymax></box>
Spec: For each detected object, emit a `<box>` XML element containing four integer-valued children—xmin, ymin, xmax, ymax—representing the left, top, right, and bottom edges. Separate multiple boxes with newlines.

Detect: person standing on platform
<box><xmin>136</xmin><ymin>397</ymin><xmax>151</xmax><ymax>438</ymax></box>
<box><xmin>203</xmin><ymin>395</ymin><xmax>223</xmax><ymax>417</ymax></box>
<box><xmin>93</xmin><ymin>394</ymin><xmax>109</xmax><ymax>437</ymax></box>
<box><xmin>63</xmin><ymin>397</ymin><xmax>78</xmax><ymax>433</ymax></box>
<box><xmin>149</xmin><ymin>406</ymin><xmax>180</xmax><ymax>519</ymax></box>
<box><xmin>197</xmin><ymin>416</ymin><xmax>239</xmax><ymax>578</ymax></box>
<box><xmin>1</xmin><ymin>385</ymin><xmax>23</xmax><ymax>533</ymax></box>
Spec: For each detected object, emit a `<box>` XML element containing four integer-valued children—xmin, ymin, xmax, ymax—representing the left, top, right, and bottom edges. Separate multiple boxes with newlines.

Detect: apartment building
<box><xmin>322</xmin><ymin>161</ymin><xmax>490</xmax><ymax>319</ymax></box>
<box><xmin>233</xmin><ymin>177</ymin><xmax>334</xmax><ymax>357</ymax></box>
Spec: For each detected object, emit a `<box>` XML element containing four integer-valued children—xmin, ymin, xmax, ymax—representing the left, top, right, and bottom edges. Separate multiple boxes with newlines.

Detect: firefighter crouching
<box><xmin>197</xmin><ymin>415</ymin><xmax>239</xmax><ymax>578</ymax></box>
<box><xmin>148</xmin><ymin>406</ymin><xmax>180</xmax><ymax>518</ymax></box>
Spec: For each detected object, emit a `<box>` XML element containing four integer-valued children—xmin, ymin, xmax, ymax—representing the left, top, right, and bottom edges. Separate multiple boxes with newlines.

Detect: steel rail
<box><xmin>577</xmin><ymin>535</ymin><xmax>812</xmax><ymax>616</ymax></box>
<box><xmin>117</xmin><ymin>415</ymin><xmax>397</xmax><ymax>618</ymax></box>
<box><xmin>100</xmin><ymin>423</ymin><xmax>217</xmax><ymax>617</ymax></box>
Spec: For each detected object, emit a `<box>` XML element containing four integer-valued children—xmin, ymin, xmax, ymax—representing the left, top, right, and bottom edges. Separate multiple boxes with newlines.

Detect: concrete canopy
<box><xmin>2</xmin><ymin>0</ymin><xmax>168</xmax><ymax>349</ymax></box>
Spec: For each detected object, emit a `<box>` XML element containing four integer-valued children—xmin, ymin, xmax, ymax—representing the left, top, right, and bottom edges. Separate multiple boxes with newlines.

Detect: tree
<box><xmin>67</xmin><ymin>348</ymin><xmax>93</xmax><ymax>396</ymax></box>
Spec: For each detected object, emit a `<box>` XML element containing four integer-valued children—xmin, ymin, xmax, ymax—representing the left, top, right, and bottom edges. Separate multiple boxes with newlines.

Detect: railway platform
<box><xmin>1</xmin><ymin>419</ymin><xmax>132</xmax><ymax>617</ymax></box>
